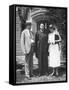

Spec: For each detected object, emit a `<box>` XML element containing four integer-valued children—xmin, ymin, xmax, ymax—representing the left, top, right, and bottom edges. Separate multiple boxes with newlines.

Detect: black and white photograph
<box><xmin>0</xmin><ymin>0</ymin><xmax>69</xmax><ymax>89</ymax></box>
<box><xmin>9</xmin><ymin>5</ymin><xmax>67</xmax><ymax>85</ymax></box>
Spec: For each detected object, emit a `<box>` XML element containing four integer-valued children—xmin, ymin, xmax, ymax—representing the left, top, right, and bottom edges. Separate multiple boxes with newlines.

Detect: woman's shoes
<box><xmin>56</xmin><ymin>71</ymin><xmax>59</xmax><ymax>76</ymax></box>
<box><xmin>55</xmin><ymin>72</ymin><xmax>59</xmax><ymax>77</ymax></box>
<box><xmin>49</xmin><ymin>72</ymin><xmax>55</xmax><ymax>76</ymax></box>
<box><xmin>49</xmin><ymin>72</ymin><xmax>59</xmax><ymax>77</ymax></box>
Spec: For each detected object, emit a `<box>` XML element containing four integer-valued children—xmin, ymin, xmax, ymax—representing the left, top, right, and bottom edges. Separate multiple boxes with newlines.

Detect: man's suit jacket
<box><xmin>21</xmin><ymin>29</ymin><xmax>34</xmax><ymax>55</ymax></box>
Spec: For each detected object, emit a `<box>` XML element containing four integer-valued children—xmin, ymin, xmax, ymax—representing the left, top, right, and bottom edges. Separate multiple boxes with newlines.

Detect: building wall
<box><xmin>16</xmin><ymin>7</ymin><xmax>66</xmax><ymax>63</ymax></box>
<box><xmin>16</xmin><ymin>10</ymin><xmax>23</xmax><ymax>56</ymax></box>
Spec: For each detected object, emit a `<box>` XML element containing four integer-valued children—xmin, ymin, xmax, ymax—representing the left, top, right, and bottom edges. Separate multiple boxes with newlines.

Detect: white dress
<box><xmin>48</xmin><ymin>31</ymin><xmax>61</xmax><ymax>67</ymax></box>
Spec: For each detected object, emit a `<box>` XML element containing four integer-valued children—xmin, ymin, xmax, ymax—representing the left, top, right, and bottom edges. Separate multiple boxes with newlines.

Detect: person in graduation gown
<box><xmin>35</xmin><ymin>23</ymin><xmax>48</xmax><ymax>76</ymax></box>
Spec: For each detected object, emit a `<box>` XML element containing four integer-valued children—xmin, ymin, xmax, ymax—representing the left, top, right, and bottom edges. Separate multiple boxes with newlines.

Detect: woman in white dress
<box><xmin>48</xmin><ymin>24</ymin><xmax>61</xmax><ymax>76</ymax></box>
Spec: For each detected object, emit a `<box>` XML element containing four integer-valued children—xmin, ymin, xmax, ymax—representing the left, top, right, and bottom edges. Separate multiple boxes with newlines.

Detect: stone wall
<box><xmin>16</xmin><ymin>9</ymin><xmax>22</xmax><ymax>56</ymax></box>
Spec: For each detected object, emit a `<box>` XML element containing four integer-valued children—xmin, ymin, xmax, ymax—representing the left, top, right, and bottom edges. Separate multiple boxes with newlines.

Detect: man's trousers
<box><xmin>25</xmin><ymin>45</ymin><xmax>34</xmax><ymax>77</ymax></box>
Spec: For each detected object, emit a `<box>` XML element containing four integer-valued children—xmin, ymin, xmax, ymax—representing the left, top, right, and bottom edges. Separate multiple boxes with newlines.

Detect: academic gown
<box><xmin>35</xmin><ymin>30</ymin><xmax>48</xmax><ymax>75</ymax></box>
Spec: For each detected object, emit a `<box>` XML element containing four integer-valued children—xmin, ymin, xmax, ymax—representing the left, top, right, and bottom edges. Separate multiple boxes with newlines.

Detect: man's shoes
<box><xmin>25</xmin><ymin>75</ymin><xmax>31</xmax><ymax>80</ymax></box>
<box><xmin>30</xmin><ymin>74</ymin><xmax>36</xmax><ymax>77</ymax></box>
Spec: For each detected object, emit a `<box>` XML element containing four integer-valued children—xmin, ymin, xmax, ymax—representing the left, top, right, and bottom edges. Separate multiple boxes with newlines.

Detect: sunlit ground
<box><xmin>16</xmin><ymin>64</ymin><xmax>66</xmax><ymax>84</ymax></box>
<box><xmin>16</xmin><ymin>55</ymin><xmax>66</xmax><ymax>84</ymax></box>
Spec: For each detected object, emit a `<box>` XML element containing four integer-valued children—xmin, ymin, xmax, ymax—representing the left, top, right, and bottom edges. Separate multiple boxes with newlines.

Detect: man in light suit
<box><xmin>21</xmin><ymin>21</ymin><xmax>34</xmax><ymax>79</ymax></box>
